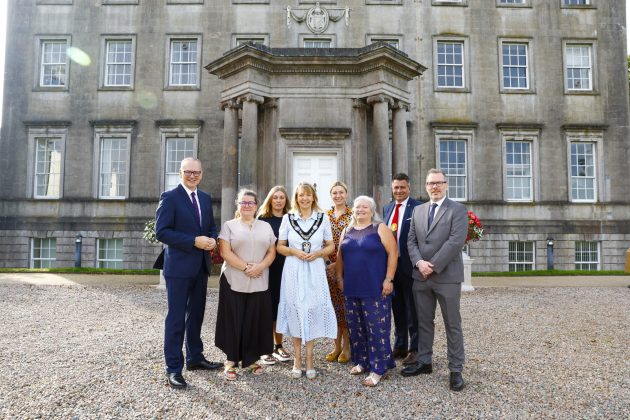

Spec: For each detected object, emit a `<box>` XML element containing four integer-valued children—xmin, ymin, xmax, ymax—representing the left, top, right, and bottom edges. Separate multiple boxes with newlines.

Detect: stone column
<box><xmin>367</xmin><ymin>94</ymin><xmax>393</xmax><ymax>211</ymax></box>
<box><xmin>238</xmin><ymin>94</ymin><xmax>264</xmax><ymax>191</ymax></box>
<box><xmin>221</xmin><ymin>99</ymin><xmax>240</xmax><ymax>224</ymax></box>
<box><xmin>392</xmin><ymin>101</ymin><xmax>409</xmax><ymax>176</ymax></box>
<box><xmin>352</xmin><ymin>99</ymin><xmax>368</xmax><ymax>197</ymax></box>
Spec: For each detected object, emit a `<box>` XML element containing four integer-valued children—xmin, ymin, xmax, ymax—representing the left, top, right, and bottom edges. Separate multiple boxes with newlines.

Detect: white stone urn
<box><xmin>461</xmin><ymin>250</ymin><xmax>474</xmax><ymax>292</ymax></box>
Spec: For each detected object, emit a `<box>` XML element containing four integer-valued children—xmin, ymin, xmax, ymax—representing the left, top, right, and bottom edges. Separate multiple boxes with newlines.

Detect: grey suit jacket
<box><xmin>407</xmin><ymin>198</ymin><xmax>468</xmax><ymax>284</ymax></box>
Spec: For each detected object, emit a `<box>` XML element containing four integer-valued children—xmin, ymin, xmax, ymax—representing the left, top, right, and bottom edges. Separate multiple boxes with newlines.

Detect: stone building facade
<box><xmin>1</xmin><ymin>0</ymin><xmax>629</xmax><ymax>271</ymax></box>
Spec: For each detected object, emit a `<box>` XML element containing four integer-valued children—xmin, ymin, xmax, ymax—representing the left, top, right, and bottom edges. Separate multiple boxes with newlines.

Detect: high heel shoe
<box><xmin>324</xmin><ymin>350</ymin><xmax>341</xmax><ymax>362</ymax></box>
<box><xmin>337</xmin><ymin>352</ymin><xmax>351</xmax><ymax>364</ymax></box>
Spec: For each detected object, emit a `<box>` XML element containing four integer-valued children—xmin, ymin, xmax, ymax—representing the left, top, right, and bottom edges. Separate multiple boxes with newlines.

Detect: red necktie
<box><xmin>391</xmin><ymin>203</ymin><xmax>402</xmax><ymax>243</ymax></box>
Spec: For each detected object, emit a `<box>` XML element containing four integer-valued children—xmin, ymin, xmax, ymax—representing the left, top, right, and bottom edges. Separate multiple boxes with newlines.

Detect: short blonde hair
<box><xmin>290</xmin><ymin>182</ymin><xmax>323</xmax><ymax>214</ymax></box>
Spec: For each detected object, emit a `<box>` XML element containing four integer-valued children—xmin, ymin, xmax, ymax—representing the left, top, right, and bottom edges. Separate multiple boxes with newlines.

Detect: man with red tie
<box><xmin>382</xmin><ymin>173</ymin><xmax>422</xmax><ymax>365</ymax></box>
<box><xmin>156</xmin><ymin>157</ymin><xmax>223</xmax><ymax>389</ymax></box>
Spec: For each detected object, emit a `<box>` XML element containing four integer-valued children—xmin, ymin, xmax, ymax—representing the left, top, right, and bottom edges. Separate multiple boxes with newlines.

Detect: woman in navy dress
<box><xmin>257</xmin><ymin>186</ymin><xmax>292</xmax><ymax>364</ymax></box>
<box><xmin>336</xmin><ymin>195</ymin><xmax>398</xmax><ymax>387</ymax></box>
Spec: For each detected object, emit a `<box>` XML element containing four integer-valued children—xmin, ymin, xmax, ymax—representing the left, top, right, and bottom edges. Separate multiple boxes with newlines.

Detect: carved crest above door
<box><xmin>286</xmin><ymin>2</ymin><xmax>351</xmax><ymax>34</ymax></box>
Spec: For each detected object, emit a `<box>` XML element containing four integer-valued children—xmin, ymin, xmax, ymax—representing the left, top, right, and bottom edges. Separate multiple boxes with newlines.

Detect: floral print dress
<box><xmin>326</xmin><ymin>206</ymin><xmax>353</xmax><ymax>328</ymax></box>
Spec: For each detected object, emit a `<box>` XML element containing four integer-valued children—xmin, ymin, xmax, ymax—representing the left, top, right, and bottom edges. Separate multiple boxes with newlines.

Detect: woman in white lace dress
<box><xmin>276</xmin><ymin>182</ymin><xmax>337</xmax><ymax>379</ymax></box>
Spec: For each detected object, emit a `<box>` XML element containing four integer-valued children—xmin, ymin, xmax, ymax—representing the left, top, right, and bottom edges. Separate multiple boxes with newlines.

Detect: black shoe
<box><xmin>449</xmin><ymin>372</ymin><xmax>465</xmax><ymax>391</ymax></box>
<box><xmin>400</xmin><ymin>363</ymin><xmax>432</xmax><ymax>377</ymax></box>
<box><xmin>392</xmin><ymin>348</ymin><xmax>408</xmax><ymax>359</ymax></box>
<box><xmin>166</xmin><ymin>372</ymin><xmax>187</xmax><ymax>389</ymax></box>
<box><xmin>187</xmin><ymin>359</ymin><xmax>224</xmax><ymax>371</ymax></box>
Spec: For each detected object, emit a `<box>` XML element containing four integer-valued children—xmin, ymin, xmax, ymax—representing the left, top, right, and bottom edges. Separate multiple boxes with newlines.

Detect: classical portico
<box><xmin>206</xmin><ymin>43</ymin><xmax>425</xmax><ymax>223</ymax></box>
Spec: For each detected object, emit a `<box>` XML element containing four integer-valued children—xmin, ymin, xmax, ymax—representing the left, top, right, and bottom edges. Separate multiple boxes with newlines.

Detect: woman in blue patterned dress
<box><xmin>336</xmin><ymin>195</ymin><xmax>398</xmax><ymax>387</ymax></box>
<box><xmin>276</xmin><ymin>182</ymin><xmax>337</xmax><ymax>379</ymax></box>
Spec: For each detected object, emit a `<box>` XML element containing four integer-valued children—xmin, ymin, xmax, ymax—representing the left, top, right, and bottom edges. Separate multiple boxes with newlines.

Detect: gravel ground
<box><xmin>0</xmin><ymin>282</ymin><xmax>628</xmax><ymax>419</ymax></box>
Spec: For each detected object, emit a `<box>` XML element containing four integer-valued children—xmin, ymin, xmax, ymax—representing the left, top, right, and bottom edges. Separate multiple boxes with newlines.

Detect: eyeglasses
<box><xmin>239</xmin><ymin>201</ymin><xmax>257</xmax><ymax>207</ymax></box>
<box><xmin>426</xmin><ymin>181</ymin><xmax>447</xmax><ymax>187</ymax></box>
<box><xmin>182</xmin><ymin>170</ymin><xmax>202</xmax><ymax>177</ymax></box>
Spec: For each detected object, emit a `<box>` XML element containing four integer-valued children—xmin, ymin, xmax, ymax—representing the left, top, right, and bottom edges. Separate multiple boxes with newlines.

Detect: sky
<box><xmin>0</xmin><ymin>1</ymin><xmax>629</xmax><ymax>123</ymax></box>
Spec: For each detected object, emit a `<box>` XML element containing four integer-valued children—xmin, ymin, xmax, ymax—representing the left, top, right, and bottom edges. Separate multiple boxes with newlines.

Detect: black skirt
<box><xmin>214</xmin><ymin>274</ymin><xmax>274</xmax><ymax>367</ymax></box>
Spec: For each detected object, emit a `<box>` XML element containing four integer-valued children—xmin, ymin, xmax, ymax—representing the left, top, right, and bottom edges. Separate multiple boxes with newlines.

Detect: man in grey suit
<box><xmin>402</xmin><ymin>168</ymin><xmax>467</xmax><ymax>391</ymax></box>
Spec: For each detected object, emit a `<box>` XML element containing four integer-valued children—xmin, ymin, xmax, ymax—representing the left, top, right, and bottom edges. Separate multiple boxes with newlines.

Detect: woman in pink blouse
<box><xmin>215</xmin><ymin>189</ymin><xmax>277</xmax><ymax>380</ymax></box>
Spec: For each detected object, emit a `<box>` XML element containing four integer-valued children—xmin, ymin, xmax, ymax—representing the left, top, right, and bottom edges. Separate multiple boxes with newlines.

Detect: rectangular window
<box><xmin>508</xmin><ymin>241</ymin><xmax>534</xmax><ymax>272</ymax></box>
<box><xmin>104</xmin><ymin>39</ymin><xmax>133</xmax><ymax>87</ymax></box>
<box><xmin>575</xmin><ymin>241</ymin><xmax>599</xmax><ymax>270</ymax></box>
<box><xmin>438</xmin><ymin>139</ymin><xmax>467</xmax><ymax>200</ymax></box>
<box><xmin>98</xmin><ymin>238</ymin><xmax>123</xmax><ymax>269</ymax></box>
<box><xmin>31</xmin><ymin>238</ymin><xmax>57</xmax><ymax>268</ymax></box>
<box><xmin>506</xmin><ymin>141</ymin><xmax>532</xmax><ymax>201</ymax></box>
<box><xmin>34</xmin><ymin>137</ymin><xmax>63</xmax><ymax>198</ymax></box>
<box><xmin>99</xmin><ymin>138</ymin><xmax>128</xmax><ymax>198</ymax></box>
<box><xmin>563</xmin><ymin>0</ymin><xmax>588</xmax><ymax>5</ymax></box>
<box><xmin>165</xmin><ymin>137</ymin><xmax>194</xmax><ymax>190</ymax></box>
<box><xmin>502</xmin><ymin>42</ymin><xmax>528</xmax><ymax>89</ymax></box>
<box><xmin>436</xmin><ymin>41</ymin><xmax>464</xmax><ymax>88</ymax></box>
<box><xmin>303</xmin><ymin>38</ymin><xmax>332</xmax><ymax>48</ymax></box>
<box><xmin>565</xmin><ymin>44</ymin><xmax>592</xmax><ymax>91</ymax></box>
<box><xmin>500</xmin><ymin>0</ymin><xmax>525</xmax><ymax>3</ymax></box>
<box><xmin>40</xmin><ymin>40</ymin><xmax>67</xmax><ymax>87</ymax></box>
<box><xmin>169</xmin><ymin>39</ymin><xmax>198</xmax><ymax>86</ymax></box>
<box><xmin>570</xmin><ymin>142</ymin><xmax>596</xmax><ymax>201</ymax></box>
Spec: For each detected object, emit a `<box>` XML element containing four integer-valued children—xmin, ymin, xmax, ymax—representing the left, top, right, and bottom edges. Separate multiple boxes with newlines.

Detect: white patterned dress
<box><xmin>275</xmin><ymin>212</ymin><xmax>338</xmax><ymax>344</ymax></box>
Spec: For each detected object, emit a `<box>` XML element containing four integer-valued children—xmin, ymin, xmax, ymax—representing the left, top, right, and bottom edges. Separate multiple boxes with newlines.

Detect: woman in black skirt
<box><xmin>256</xmin><ymin>185</ymin><xmax>292</xmax><ymax>364</ymax></box>
<box><xmin>215</xmin><ymin>189</ymin><xmax>277</xmax><ymax>380</ymax></box>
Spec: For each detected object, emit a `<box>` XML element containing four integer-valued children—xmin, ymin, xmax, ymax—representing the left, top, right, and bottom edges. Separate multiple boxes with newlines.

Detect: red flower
<box><xmin>465</xmin><ymin>211</ymin><xmax>484</xmax><ymax>245</ymax></box>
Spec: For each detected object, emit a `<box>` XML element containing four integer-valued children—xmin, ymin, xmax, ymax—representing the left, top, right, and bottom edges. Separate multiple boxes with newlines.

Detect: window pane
<box><xmin>34</xmin><ymin>137</ymin><xmax>62</xmax><ymax>198</ymax></box>
<box><xmin>105</xmin><ymin>40</ymin><xmax>133</xmax><ymax>86</ymax></box>
<box><xmin>100</xmin><ymin>138</ymin><xmax>128</xmax><ymax>198</ymax></box>
<box><xmin>41</xmin><ymin>41</ymin><xmax>67</xmax><ymax>87</ymax></box>
<box><xmin>98</xmin><ymin>239</ymin><xmax>123</xmax><ymax>269</ymax></box>
<box><xmin>32</xmin><ymin>238</ymin><xmax>56</xmax><ymax>268</ymax></box>
<box><xmin>304</xmin><ymin>39</ymin><xmax>332</xmax><ymax>48</ymax></box>
<box><xmin>565</xmin><ymin>45</ymin><xmax>592</xmax><ymax>91</ymax></box>
<box><xmin>165</xmin><ymin>137</ymin><xmax>194</xmax><ymax>190</ymax></box>
<box><xmin>436</xmin><ymin>41</ymin><xmax>464</xmax><ymax>88</ymax></box>
<box><xmin>439</xmin><ymin>139</ymin><xmax>466</xmax><ymax>200</ymax></box>
<box><xmin>575</xmin><ymin>241</ymin><xmax>599</xmax><ymax>270</ymax></box>
<box><xmin>506</xmin><ymin>141</ymin><xmax>532</xmax><ymax>200</ymax></box>
<box><xmin>502</xmin><ymin>43</ymin><xmax>528</xmax><ymax>89</ymax></box>
<box><xmin>508</xmin><ymin>241</ymin><xmax>534</xmax><ymax>271</ymax></box>
<box><xmin>570</xmin><ymin>142</ymin><xmax>595</xmax><ymax>201</ymax></box>
<box><xmin>169</xmin><ymin>40</ymin><xmax>198</xmax><ymax>86</ymax></box>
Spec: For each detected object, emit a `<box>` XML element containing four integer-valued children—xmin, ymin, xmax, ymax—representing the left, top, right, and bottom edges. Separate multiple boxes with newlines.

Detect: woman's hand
<box><xmin>303</xmin><ymin>251</ymin><xmax>322</xmax><ymax>262</ymax></box>
<box><xmin>293</xmin><ymin>249</ymin><xmax>309</xmax><ymax>260</ymax></box>
<box><xmin>382</xmin><ymin>279</ymin><xmax>393</xmax><ymax>297</ymax></box>
<box><xmin>244</xmin><ymin>262</ymin><xmax>263</xmax><ymax>278</ymax></box>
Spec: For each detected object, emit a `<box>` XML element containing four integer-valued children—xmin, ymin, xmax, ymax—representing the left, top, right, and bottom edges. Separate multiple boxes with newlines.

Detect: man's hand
<box><xmin>194</xmin><ymin>236</ymin><xmax>216</xmax><ymax>251</ymax></box>
<box><xmin>417</xmin><ymin>260</ymin><xmax>434</xmax><ymax>279</ymax></box>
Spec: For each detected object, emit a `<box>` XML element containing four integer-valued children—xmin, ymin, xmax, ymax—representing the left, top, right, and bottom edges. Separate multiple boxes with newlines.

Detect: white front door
<box><xmin>292</xmin><ymin>153</ymin><xmax>338</xmax><ymax>211</ymax></box>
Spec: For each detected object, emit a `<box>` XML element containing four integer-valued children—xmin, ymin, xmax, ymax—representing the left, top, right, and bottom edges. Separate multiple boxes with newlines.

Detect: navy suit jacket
<box><xmin>383</xmin><ymin>197</ymin><xmax>422</xmax><ymax>278</ymax></box>
<box><xmin>155</xmin><ymin>184</ymin><xmax>218</xmax><ymax>278</ymax></box>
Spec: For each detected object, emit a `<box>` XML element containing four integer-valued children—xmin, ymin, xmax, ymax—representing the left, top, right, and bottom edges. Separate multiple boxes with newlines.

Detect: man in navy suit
<box><xmin>156</xmin><ymin>157</ymin><xmax>223</xmax><ymax>389</ymax></box>
<box><xmin>383</xmin><ymin>173</ymin><xmax>422</xmax><ymax>365</ymax></box>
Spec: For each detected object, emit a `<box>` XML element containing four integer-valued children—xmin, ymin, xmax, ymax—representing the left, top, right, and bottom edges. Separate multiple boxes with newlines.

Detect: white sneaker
<box><xmin>260</xmin><ymin>355</ymin><xmax>276</xmax><ymax>365</ymax></box>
